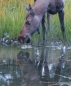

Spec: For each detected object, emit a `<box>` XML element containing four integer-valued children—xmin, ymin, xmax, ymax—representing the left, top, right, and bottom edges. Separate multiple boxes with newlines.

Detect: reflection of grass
<box><xmin>0</xmin><ymin>45</ymin><xmax>20</xmax><ymax>61</ymax></box>
<box><xmin>0</xmin><ymin>45</ymin><xmax>34</xmax><ymax>64</ymax></box>
<box><xmin>0</xmin><ymin>0</ymin><xmax>71</xmax><ymax>44</ymax></box>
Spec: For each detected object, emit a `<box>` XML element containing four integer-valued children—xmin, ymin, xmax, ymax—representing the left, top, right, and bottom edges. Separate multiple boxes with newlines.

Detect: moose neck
<box><xmin>33</xmin><ymin>0</ymin><xmax>49</xmax><ymax>17</ymax></box>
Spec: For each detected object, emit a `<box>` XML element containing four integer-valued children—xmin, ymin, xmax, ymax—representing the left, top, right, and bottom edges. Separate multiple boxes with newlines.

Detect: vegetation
<box><xmin>0</xmin><ymin>0</ymin><xmax>71</xmax><ymax>44</ymax></box>
<box><xmin>0</xmin><ymin>0</ymin><xmax>34</xmax><ymax>39</ymax></box>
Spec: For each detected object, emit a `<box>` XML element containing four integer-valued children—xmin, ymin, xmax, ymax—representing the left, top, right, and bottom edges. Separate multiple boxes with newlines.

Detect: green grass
<box><xmin>0</xmin><ymin>0</ymin><xmax>71</xmax><ymax>44</ymax></box>
<box><xmin>0</xmin><ymin>0</ymin><xmax>33</xmax><ymax>39</ymax></box>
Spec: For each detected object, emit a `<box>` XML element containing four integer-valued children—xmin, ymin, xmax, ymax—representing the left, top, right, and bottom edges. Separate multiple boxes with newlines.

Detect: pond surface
<box><xmin>0</xmin><ymin>44</ymin><xmax>71</xmax><ymax>86</ymax></box>
<box><xmin>0</xmin><ymin>45</ymin><xmax>23</xmax><ymax>86</ymax></box>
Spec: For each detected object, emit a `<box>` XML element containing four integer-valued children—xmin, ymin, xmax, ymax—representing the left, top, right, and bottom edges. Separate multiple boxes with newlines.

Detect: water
<box><xmin>0</xmin><ymin>65</ymin><xmax>22</xmax><ymax>86</ymax></box>
<box><xmin>0</xmin><ymin>45</ymin><xmax>22</xmax><ymax>86</ymax></box>
<box><xmin>0</xmin><ymin>44</ymin><xmax>71</xmax><ymax>86</ymax></box>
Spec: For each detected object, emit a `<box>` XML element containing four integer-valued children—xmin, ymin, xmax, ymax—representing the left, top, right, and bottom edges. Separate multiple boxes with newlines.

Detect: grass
<box><xmin>0</xmin><ymin>0</ymin><xmax>34</xmax><ymax>39</ymax></box>
<box><xmin>0</xmin><ymin>0</ymin><xmax>71</xmax><ymax>44</ymax></box>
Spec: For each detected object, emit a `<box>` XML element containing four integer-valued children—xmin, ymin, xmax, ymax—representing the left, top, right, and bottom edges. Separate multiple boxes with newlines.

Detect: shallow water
<box><xmin>0</xmin><ymin>44</ymin><xmax>71</xmax><ymax>86</ymax></box>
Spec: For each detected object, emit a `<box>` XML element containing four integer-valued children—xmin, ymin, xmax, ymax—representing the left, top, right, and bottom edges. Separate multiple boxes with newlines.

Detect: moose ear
<box><xmin>24</xmin><ymin>4</ymin><xmax>35</xmax><ymax>16</ymax></box>
<box><xmin>24</xmin><ymin>4</ymin><xmax>32</xmax><ymax>11</ymax></box>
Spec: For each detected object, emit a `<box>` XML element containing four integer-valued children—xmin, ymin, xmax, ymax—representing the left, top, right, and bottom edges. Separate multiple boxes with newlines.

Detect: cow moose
<box><xmin>18</xmin><ymin>0</ymin><xmax>66</xmax><ymax>43</ymax></box>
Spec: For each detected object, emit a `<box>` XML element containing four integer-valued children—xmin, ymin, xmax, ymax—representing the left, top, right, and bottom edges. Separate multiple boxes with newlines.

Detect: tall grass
<box><xmin>0</xmin><ymin>0</ymin><xmax>71</xmax><ymax>44</ymax></box>
<box><xmin>0</xmin><ymin>0</ymin><xmax>34</xmax><ymax>39</ymax></box>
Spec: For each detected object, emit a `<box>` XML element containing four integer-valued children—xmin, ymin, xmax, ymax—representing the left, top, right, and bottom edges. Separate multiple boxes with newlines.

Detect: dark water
<box><xmin>0</xmin><ymin>64</ymin><xmax>22</xmax><ymax>86</ymax></box>
<box><xmin>0</xmin><ymin>45</ymin><xmax>22</xmax><ymax>86</ymax></box>
<box><xmin>0</xmin><ymin>44</ymin><xmax>71</xmax><ymax>86</ymax></box>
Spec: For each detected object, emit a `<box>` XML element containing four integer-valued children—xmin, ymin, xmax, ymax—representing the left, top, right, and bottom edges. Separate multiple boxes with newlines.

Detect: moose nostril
<box><xmin>26</xmin><ymin>37</ymin><xmax>30</xmax><ymax>43</ymax></box>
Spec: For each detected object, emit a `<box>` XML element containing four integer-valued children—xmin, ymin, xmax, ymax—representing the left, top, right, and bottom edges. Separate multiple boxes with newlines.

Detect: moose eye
<box><xmin>26</xmin><ymin>21</ymin><xmax>31</xmax><ymax>25</ymax></box>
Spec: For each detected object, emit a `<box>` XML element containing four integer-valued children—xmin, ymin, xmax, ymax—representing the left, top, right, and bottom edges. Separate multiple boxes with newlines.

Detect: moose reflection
<box><xmin>18</xmin><ymin>0</ymin><xmax>65</xmax><ymax>43</ymax></box>
<box><xmin>17</xmin><ymin>51</ymin><xmax>42</xmax><ymax>86</ymax></box>
<box><xmin>17</xmin><ymin>47</ymin><xmax>68</xmax><ymax>86</ymax></box>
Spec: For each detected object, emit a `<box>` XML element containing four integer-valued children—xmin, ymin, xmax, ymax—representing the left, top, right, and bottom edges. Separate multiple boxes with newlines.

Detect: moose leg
<box><xmin>58</xmin><ymin>9</ymin><xmax>66</xmax><ymax>42</ymax></box>
<box><xmin>42</xmin><ymin>15</ymin><xmax>46</xmax><ymax>43</ymax></box>
<box><xmin>47</xmin><ymin>12</ymin><xmax>50</xmax><ymax>30</ymax></box>
<box><xmin>34</xmin><ymin>0</ymin><xmax>36</xmax><ymax>1</ymax></box>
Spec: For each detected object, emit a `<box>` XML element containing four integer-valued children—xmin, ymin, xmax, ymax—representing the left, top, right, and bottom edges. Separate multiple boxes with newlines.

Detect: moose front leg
<box><xmin>47</xmin><ymin>12</ymin><xmax>50</xmax><ymax>30</ymax></box>
<box><xmin>58</xmin><ymin>9</ymin><xmax>66</xmax><ymax>42</ymax></box>
<box><xmin>42</xmin><ymin>15</ymin><xmax>46</xmax><ymax>43</ymax></box>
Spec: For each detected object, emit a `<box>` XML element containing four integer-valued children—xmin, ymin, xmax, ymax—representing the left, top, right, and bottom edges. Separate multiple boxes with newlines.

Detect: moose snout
<box><xmin>18</xmin><ymin>35</ymin><xmax>30</xmax><ymax>43</ymax></box>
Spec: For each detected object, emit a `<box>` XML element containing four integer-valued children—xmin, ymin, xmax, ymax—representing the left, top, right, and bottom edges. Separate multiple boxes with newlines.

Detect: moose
<box><xmin>18</xmin><ymin>0</ymin><xmax>66</xmax><ymax>43</ymax></box>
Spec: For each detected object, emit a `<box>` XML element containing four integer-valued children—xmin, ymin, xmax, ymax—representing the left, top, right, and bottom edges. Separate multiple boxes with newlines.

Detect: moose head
<box><xmin>18</xmin><ymin>4</ymin><xmax>41</xmax><ymax>43</ymax></box>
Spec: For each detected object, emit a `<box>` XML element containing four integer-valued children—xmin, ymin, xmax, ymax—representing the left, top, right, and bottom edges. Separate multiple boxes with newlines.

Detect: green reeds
<box><xmin>0</xmin><ymin>0</ymin><xmax>34</xmax><ymax>39</ymax></box>
<box><xmin>0</xmin><ymin>0</ymin><xmax>71</xmax><ymax>44</ymax></box>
